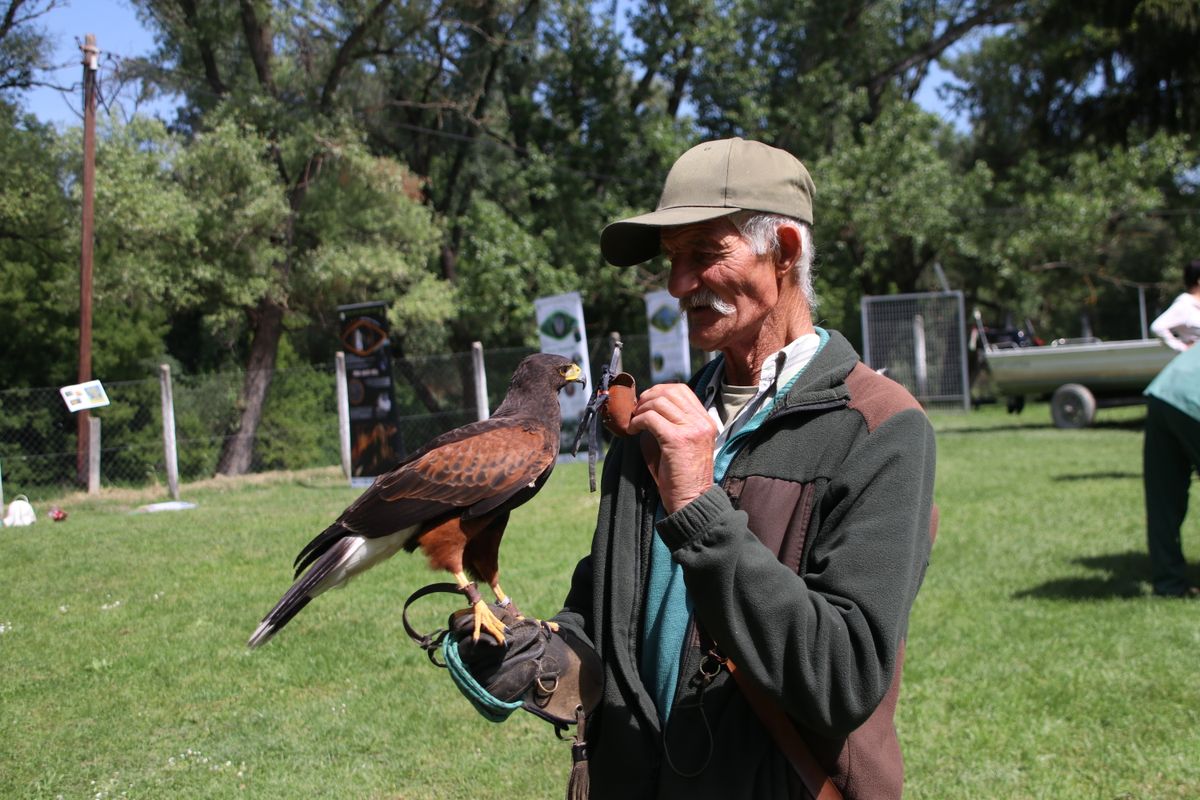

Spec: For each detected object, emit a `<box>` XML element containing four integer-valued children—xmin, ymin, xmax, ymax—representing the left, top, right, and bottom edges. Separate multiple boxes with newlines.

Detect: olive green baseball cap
<box><xmin>600</xmin><ymin>138</ymin><xmax>816</xmax><ymax>267</ymax></box>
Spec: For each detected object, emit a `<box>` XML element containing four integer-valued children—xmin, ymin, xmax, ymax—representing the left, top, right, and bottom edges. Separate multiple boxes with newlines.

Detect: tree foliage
<box><xmin>0</xmin><ymin>0</ymin><xmax>1198</xmax><ymax>476</ymax></box>
<box><xmin>124</xmin><ymin>0</ymin><xmax>447</xmax><ymax>474</ymax></box>
<box><xmin>0</xmin><ymin>0</ymin><xmax>54</xmax><ymax>96</ymax></box>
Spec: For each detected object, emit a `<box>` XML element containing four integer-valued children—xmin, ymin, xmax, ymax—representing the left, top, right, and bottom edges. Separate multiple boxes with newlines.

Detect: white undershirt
<box><xmin>700</xmin><ymin>332</ymin><xmax>823</xmax><ymax>452</ymax></box>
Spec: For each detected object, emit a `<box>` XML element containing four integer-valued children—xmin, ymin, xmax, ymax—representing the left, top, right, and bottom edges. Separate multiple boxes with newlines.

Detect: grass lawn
<box><xmin>2</xmin><ymin>401</ymin><xmax>1198</xmax><ymax>799</ymax></box>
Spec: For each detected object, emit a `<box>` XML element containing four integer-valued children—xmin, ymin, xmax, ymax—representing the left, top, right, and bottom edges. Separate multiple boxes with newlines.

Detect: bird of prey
<box><xmin>248</xmin><ymin>353</ymin><xmax>584</xmax><ymax>649</ymax></box>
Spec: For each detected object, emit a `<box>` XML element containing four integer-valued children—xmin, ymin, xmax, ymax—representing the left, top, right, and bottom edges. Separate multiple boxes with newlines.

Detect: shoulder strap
<box><xmin>724</xmin><ymin>659</ymin><xmax>843</xmax><ymax>800</ymax></box>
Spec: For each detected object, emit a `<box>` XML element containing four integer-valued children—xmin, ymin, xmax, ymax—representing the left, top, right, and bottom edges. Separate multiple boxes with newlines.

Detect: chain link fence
<box><xmin>860</xmin><ymin>291</ymin><xmax>971</xmax><ymax>410</ymax></box>
<box><xmin>0</xmin><ymin>365</ymin><xmax>341</xmax><ymax>499</ymax></box>
<box><xmin>0</xmin><ymin>336</ymin><xmax>704</xmax><ymax>501</ymax></box>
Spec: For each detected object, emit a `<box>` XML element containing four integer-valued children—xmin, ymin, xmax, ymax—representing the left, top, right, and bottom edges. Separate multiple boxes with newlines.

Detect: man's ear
<box><xmin>776</xmin><ymin>223</ymin><xmax>802</xmax><ymax>278</ymax></box>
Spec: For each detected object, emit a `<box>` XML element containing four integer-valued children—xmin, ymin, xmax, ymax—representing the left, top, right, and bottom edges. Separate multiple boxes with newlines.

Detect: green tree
<box><xmin>127</xmin><ymin>1</ymin><xmax>446</xmax><ymax>475</ymax></box>
<box><xmin>949</xmin><ymin>0</ymin><xmax>1200</xmax><ymax>174</ymax></box>
<box><xmin>982</xmin><ymin>134</ymin><xmax>1199</xmax><ymax>338</ymax></box>
<box><xmin>938</xmin><ymin>2</ymin><xmax>1200</xmax><ymax>336</ymax></box>
<box><xmin>607</xmin><ymin>0</ymin><xmax>1021</xmax><ymax>336</ymax></box>
<box><xmin>0</xmin><ymin>104</ymin><xmax>76</xmax><ymax>387</ymax></box>
<box><xmin>354</xmin><ymin>0</ymin><xmax>697</xmax><ymax>345</ymax></box>
<box><xmin>0</xmin><ymin>0</ymin><xmax>54</xmax><ymax>96</ymax></box>
<box><xmin>814</xmin><ymin>104</ymin><xmax>993</xmax><ymax>335</ymax></box>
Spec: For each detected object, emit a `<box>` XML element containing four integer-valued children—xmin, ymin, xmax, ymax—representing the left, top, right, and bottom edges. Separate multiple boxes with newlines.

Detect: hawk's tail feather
<box><xmin>247</xmin><ymin>595</ymin><xmax>311</xmax><ymax>649</ymax></box>
<box><xmin>248</xmin><ymin>537</ymin><xmax>355</xmax><ymax>648</ymax></box>
<box><xmin>293</xmin><ymin>522</ymin><xmax>350</xmax><ymax>578</ymax></box>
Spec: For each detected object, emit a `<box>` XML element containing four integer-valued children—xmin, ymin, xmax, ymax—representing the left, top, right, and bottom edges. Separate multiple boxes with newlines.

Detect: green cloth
<box><xmin>1145</xmin><ymin>345</ymin><xmax>1200</xmax><ymax>423</ymax></box>
<box><xmin>639</xmin><ymin>507</ymin><xmax>692</xmax><ymax>720</ymax></box>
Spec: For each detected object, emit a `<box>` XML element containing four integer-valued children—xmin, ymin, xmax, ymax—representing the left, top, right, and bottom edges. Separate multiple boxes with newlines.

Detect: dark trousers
<box><xmin>1144</xmin><ymin>396</ymin><xmax>1200</xmax><ymax>595</ymax></box>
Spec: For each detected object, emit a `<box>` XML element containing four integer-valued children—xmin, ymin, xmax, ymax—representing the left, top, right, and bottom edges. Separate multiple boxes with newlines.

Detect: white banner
<box><xmin>644</xmin><ymin>289</ymin><xmax>692</xmax><ymax>383</ymax></box>
<box><xmin>534</xmin><ymin>291</ymin><xmax>591</xmax><ymax>439</ymax></box>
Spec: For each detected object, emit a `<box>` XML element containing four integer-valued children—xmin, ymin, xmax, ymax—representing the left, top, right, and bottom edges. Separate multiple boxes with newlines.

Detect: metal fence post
<box><xmin>88</xmin><ymin>417</ymin><xmax>101</xmax><ymax>494</ymax></box>
<box><xmin>335</xmin><ymin>352</ymin><xmax>352</xmax><ymax>479</ymax></box>
<box><xmin>159</xmin><ymin>364</ymin><xmax>181</xmax><ymax>500</ymax></box>
<box><xmin>471</xmin><ymin>342</ymin><xmax>489</xmax><ymax>421</ymax></box>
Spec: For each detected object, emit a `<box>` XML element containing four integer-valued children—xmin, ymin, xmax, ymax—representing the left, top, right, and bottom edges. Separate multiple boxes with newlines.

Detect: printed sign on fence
<box><xmin>59</xmin><ymin>380</ymin><xmax>110</xmax><ymax>412</ymax></box>
<box><xmin>338</xmin><ymin>301</ymin><xmax>403</xmax><ymax>485</ymax></box>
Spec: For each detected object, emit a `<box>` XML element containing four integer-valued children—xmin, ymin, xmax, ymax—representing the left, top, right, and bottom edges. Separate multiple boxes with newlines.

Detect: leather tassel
<box><xmin>565</xmin><ymin>707</ymin><xmax>590</xmax><ymax>800</ymax></box>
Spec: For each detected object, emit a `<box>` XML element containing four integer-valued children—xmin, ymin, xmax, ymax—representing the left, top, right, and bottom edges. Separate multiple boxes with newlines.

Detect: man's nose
<box><xmin>667</xmin><ymin>259</ymin><xmax>701</xmax><ymax>298</ymax></box>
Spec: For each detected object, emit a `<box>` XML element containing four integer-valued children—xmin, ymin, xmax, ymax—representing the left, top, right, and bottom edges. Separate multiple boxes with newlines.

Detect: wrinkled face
<box><xmin>661</xmin><ymin>218</ymin><xmax>780</xmax><ymax>354</ymax></box>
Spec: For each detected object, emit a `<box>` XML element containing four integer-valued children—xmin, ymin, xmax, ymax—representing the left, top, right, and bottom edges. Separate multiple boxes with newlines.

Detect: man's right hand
<box><xmin>626</xmin><ymin>382</ymin><xmax>718</xmax><ymax>513</ymax></box>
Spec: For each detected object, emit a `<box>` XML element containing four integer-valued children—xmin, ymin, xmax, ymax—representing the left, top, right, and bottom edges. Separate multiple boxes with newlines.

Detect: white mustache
<box><xmin>679</xmin><ymin>290</ymin><xmax>735</xmax><ymax>316</ymax></box>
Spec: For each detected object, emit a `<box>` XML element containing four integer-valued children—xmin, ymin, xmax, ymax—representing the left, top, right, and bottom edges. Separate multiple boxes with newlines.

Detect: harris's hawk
<box><xmin>248</xmin><ymin>353</ymin><xmax>584</xmax><ymax>648</ymax></box>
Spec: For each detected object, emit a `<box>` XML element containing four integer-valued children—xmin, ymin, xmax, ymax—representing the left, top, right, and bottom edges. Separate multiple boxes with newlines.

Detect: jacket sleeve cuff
<box><xmin>655</xmin><ymin>485</ymin><xmax>733</xmax><ymax>552</ymax></box>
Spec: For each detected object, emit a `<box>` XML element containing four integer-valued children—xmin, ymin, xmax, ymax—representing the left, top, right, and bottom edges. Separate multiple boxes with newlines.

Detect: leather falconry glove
<box><xmin>443</xmin><ymin>602</ymin><xmax>603</xmax><ymax>729</ymax></box>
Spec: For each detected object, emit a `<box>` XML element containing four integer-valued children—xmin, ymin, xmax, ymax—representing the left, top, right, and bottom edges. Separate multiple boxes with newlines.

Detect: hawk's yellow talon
<box><xmin>472</xmin><ymin>600</ymin><xmax>508</xmax><ymax>643</ymax></box>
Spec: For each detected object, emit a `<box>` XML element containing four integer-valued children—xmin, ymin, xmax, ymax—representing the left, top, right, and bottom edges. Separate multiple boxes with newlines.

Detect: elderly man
<box><xmin>551</xmin><ymin>138</ymin><xmax>937</xmax><ymax>800</ymax></box>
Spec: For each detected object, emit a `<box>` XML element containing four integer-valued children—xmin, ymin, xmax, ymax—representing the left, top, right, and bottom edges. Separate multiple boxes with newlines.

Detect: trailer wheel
<box><xmin>1051</xmin><ymin>383</ymin><xmax>1096</xmax><ymax>429</ymax></box>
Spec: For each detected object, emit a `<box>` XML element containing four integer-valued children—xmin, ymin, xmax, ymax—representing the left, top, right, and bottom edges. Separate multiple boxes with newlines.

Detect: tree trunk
<box><xmin>216</xmin><ymin>297</ymin><xmax>286</xmax><ymax>476</ymax></box>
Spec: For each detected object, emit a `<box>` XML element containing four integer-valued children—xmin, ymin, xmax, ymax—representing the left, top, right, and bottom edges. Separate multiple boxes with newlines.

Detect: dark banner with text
<box><xmin>338</xmin><ymin>301</ymin><xmax>404</xmax><ymax>485</ymax></box>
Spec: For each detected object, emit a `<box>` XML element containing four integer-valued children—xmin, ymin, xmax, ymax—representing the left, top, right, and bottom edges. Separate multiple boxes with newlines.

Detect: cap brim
<box><xmin>600</xmin><ymin>206</ymin><xmax>737</xmax><ymax>266</ymax></box>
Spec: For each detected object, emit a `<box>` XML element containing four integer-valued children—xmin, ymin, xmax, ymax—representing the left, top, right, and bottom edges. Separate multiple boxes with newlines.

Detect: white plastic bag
<box><xmin>3</xmin><ymin>495</ymin><xmax>36</xmax><ymax>527</ymax></box>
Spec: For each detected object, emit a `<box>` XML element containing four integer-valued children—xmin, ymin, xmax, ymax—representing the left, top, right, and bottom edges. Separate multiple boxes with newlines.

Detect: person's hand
<box><xmin>626</xmin><ymin>382</ymin><xmax>717</xmax><ymax>513</ymax></box>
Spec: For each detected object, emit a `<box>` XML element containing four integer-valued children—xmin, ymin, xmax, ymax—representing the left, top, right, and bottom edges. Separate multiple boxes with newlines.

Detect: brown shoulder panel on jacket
<box><xmin>845</xmin><ymin>362</ymin><xmax>938</xmax><ymax>544</ymax></box>
<box><xmin>844</xmin><ymin>362</ymin><xmax>923</xmax><ymax>433</ymax></box>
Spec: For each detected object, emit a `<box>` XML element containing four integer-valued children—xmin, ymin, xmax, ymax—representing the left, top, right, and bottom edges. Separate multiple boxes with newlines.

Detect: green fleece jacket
<box><xmin>555</xmin><ymin>330</ymin><xmax>936</xmax><ymax>799</ymax></box>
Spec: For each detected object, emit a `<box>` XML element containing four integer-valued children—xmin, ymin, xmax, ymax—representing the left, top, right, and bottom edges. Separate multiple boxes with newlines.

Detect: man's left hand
<box><xmin>626</xmin><ymin>382</ymin><xmax>717</xmax><ymax>514</ymax></box>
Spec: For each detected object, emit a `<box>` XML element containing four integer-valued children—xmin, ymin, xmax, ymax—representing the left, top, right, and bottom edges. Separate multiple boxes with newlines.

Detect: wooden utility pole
<box><xmin>77</xmin><ymin>34</ymin><xmax>99</xmax><ymax>484</ymax></box>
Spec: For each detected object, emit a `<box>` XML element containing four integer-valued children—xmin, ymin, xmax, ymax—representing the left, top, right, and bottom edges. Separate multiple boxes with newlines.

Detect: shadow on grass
<box><xmin>1052</xmin><ymin>471</ymin><xmax>1142</xmax><ymax>482</ymax></box>
<box><xmin>939</xmin><ymin>418</ymin><xmax>1145</xmax><ymax>436</ymax></box>
<box><xmin>937</xmin><ymin>421</ymin><xmax>1055</xmax><ymax>435</ymax></box>
<box><xmin>1014</xmin><ymin>551</ymin><xmax>1154</xmax><ymax>600</ymax></box>
<box><xmin>1088</xmin><ymin>417</ymin><xmax>1146</xmax><ymax>432</ymax></box>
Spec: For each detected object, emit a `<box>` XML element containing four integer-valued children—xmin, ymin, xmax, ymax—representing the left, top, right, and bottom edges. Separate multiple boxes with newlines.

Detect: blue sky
<box><xmin>25</xmin><ymin>0</ymin><xmax>162</xmax><ymax>126</ymax></box>
<box><xmin>26</xmin><ymin>0</ymin><xmax>964</xmax><ymax>129</ymax></box>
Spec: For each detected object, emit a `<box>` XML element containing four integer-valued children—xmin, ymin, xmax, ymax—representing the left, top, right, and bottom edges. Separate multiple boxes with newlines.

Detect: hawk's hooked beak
<box><xmin>563</xmin><ymin>362</ymin><xmax>585</xmax><ymax>388</ymax></box>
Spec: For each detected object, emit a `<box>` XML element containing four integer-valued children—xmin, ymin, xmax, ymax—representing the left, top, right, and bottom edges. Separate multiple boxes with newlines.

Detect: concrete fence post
<box><xmin>88</xmin><ymin>417</ymin><xmax>101</xmax><ymax>494</ymax></box>
<box><xmin>471</xmin><ymin>341</ymin><xmax>489</xmax><ymax>421</ymax></box>
<box><xmin>913</xmin><ymin>313</ymin><xmax>928</xmax><ymax>400</ymax></box>
<box><xmin>335</xmin><ymin>352</ymin><xmax>352</xmax><ymax>480</ymax></box>
<box><xmin>159</xmin><ymin>364</ymin><xmax>180</xmax><ymax>500</ymax></box>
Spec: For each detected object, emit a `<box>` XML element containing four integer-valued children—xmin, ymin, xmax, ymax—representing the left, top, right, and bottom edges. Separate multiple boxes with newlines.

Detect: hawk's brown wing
<box><xmin>336</xmin><ymin>420</ymin><xmax>557</xmax><ymax>535</ymax></box>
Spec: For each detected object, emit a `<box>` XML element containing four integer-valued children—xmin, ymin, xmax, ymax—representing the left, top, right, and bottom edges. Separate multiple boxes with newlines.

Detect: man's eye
<box><xmin>665</xmin><ymin>245</ymin><xmax>721</xmax><ymax>264</ymax></box>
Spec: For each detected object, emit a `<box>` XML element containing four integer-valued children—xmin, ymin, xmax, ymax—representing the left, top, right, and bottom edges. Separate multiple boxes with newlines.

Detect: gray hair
<box><xmin>729</xmin><ymin>211</ymin><xmax>818</xmax><ymax>309</ymax></box>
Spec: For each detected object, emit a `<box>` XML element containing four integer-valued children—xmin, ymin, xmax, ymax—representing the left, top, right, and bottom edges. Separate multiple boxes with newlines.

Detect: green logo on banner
<box><xmin>649</xmin><ymin>303</ymin><xmax>680</xmax><ymax>333</ymax></box>
<box><xmin>539</xmin><ymin>310</ymin><xmax>579</xmax><ymax>340</ymax></box>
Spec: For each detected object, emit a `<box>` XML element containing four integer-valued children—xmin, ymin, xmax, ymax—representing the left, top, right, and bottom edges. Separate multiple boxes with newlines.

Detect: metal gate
<box><xmin>860</xmin><ymin>291</ymin><xmax>970</xmax><ymax>410</ymax></box>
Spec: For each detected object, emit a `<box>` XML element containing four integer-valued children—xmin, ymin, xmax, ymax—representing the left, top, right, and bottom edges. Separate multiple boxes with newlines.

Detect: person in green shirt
<box><xmin>1143</xmin><ymin>342</ymin><xmax>1200</xmax><ymax>596</ymax></box>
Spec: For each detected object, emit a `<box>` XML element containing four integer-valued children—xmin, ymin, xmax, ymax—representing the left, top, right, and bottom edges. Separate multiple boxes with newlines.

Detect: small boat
<box><xmin>975</xmin><ymin>311</ymin><xmax>1176</xmax><ymax>427</ymax></box>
